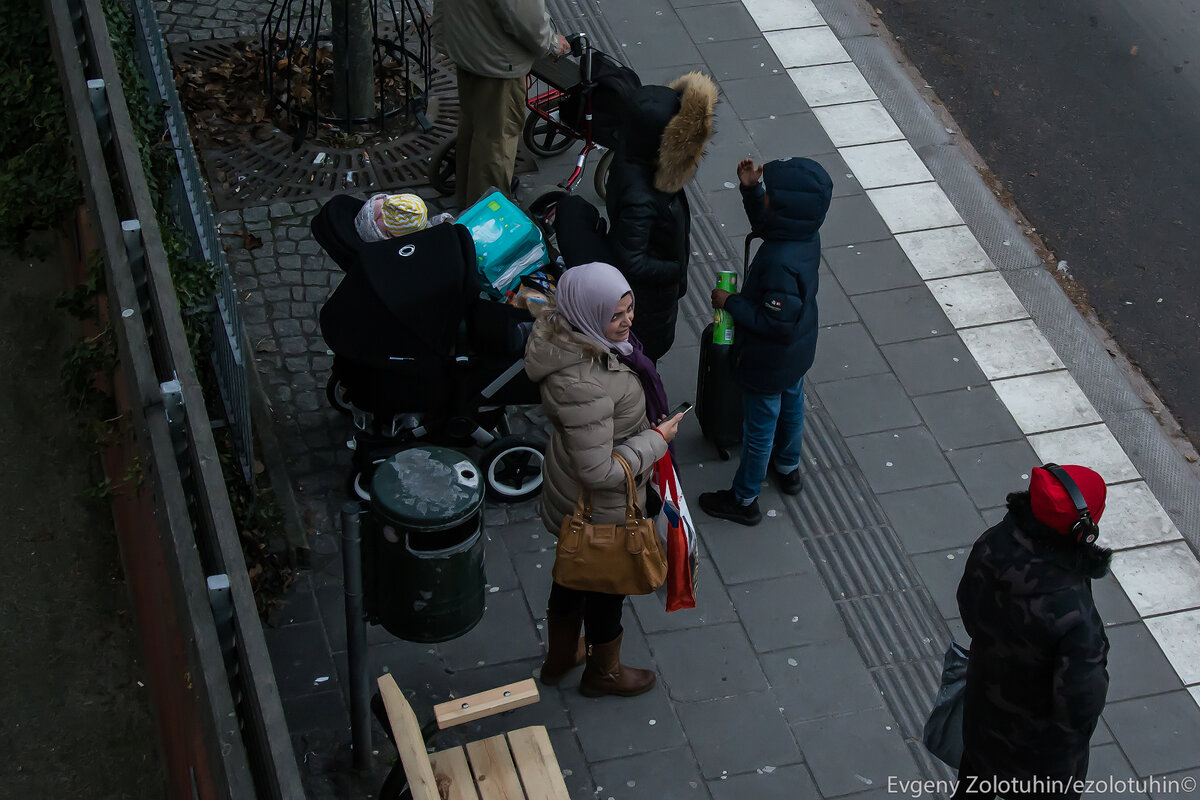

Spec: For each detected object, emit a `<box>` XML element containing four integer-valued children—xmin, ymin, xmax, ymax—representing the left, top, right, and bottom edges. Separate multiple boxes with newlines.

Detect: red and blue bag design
<box><xmin>654</xmin><ymin>453</ymin><xmax>699</xmax><ymax>612</ymax></box>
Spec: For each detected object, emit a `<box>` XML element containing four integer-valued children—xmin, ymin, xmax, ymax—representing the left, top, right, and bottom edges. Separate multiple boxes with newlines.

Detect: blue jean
<box><xmin>732</xmin><ymin>377</ymin><xmax>806</xmax><ymax>503</ymax></box>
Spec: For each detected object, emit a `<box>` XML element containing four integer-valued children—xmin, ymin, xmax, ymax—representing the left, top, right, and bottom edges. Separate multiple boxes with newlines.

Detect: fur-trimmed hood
<box><xmin>657</xmin><ymin>72</ymin><xmax>717</xmax><ymax>193</ymax></box>
<box><xmin>619</xmin><ymin>72</ymin><xmax>717</xmax><ymax>194</ymax></box>
<box><xmin>523</xmin><ymin>304</ymin><xmax>622</xmax><ymax>383</ymax></box>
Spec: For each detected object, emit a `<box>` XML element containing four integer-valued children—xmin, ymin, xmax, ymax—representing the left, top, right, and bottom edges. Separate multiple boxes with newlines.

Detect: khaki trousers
<box><xmin>455</xmin><ymin>70</ymin><xmax>526</xmax><ymax>209</ymax></box>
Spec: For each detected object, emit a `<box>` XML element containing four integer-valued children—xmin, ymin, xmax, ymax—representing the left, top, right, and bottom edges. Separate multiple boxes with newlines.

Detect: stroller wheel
<box><xmin>347</xmin><ymin>469</ymin><xmax>372</xmax><ymax>501</ymax></box>
<box><xmin>428</xmin><ymin>136</ymin><xmax>457</xmax><ymax>197</ymax></box>
<box><xmin>479</xmin><ymin>435</ymin><xmax>545</xmax><ymax>503</ymax></box>
<box><xmin>326</xmin><ymin>376</ymin><xmax>354</xmax><ymax>415</ymax></box>
<box><xmin>522</xmin><ymin>110</ymin><xmax>575</xmax><ymax>158</ymax></box>
<box><xmin>593</xmin><ymin>149</ymin><xmax>614</xmax><ymax>201</ymax></box>
<box><xmin>527</xmin><ymin>189</ymin><xmax>567</xmax><ymax>229</ymax></box>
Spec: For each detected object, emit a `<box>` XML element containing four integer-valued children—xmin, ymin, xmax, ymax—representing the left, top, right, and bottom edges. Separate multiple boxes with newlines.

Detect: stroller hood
<box><xmin>319</xmin><ymin>216</ymin><xmax>477</xmax><ymax>361</ymax></box>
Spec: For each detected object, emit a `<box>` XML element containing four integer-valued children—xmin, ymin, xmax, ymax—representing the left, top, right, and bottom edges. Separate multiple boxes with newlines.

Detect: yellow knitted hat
<box><xmin>379</xmin><ymin>193</ymin><xmax>428</xmax><ymax>238</ymax></box>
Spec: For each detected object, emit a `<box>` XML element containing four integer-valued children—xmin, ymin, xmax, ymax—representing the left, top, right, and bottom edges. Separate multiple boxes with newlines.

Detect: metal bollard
<box><xmin>160</xmin><ymin>378</ymin><xmax>184</xmax><ymax>430</ymax></box>
<box><xmin>87</xmin><ymin>79</ymin><xmax>112</xmax><ymax>146</ymax></box>
<box><xmin>341</xmin><ymin>502</ymin><xmax>371</xmax><ymax>770</ymax></box>
<box><xmin>206</xmin><ymin>574</ymin><xmax>237</xmax><ymax>678</ymax></box>
<box><xmin>121</xmin><ymin>219</ymin><xmax>151</xmax><ymax>316</ymax></box>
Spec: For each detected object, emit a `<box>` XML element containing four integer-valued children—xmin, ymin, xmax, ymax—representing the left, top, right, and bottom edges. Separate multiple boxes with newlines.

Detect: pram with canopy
<box><xmin>312</xmin><ymin>194</ymin><xmax>546</xmax><ymax>502</ymax></box>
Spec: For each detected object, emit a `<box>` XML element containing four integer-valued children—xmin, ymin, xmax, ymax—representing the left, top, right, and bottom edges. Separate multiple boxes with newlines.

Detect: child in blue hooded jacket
<box><xmin>699</xmin><ymin>157</ymin><xmax>833</xmax><ymax>525</ymax></box>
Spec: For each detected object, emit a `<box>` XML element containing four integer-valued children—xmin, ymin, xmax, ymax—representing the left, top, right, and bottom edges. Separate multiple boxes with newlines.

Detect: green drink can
<box><xmin>713</xmin><ymin>271</ymin><xmax>737</xmax><ymax>345</ymax></box>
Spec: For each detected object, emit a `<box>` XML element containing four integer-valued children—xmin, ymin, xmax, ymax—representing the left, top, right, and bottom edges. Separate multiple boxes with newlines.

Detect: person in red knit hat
<box><xmin>953</xmin><ymin>464</ymin><xmax>1112</xmax><ymax>800</ymax></box>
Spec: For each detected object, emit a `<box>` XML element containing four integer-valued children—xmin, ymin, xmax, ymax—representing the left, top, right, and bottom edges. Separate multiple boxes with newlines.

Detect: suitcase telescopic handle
<box><xmin>743</xmin><ymin>232</ymin><xmax>761</xmax><ymax>275</ymax></box>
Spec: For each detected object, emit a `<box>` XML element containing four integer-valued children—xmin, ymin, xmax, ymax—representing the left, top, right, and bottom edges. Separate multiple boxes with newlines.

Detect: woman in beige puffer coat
<box><xmin>523</xmin><ymin>262</ymin><xmax>683</xmax><ymax>697</ymax></box>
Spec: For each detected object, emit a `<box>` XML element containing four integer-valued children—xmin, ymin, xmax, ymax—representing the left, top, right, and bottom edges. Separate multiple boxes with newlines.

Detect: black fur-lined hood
<box><xmin>620</xmin><ymin>72</ymin><xmax>718</xmax><ymax>194</ymax></box>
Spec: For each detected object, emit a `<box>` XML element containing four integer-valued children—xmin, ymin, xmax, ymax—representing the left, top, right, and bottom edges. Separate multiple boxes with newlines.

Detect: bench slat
<box><xmin>508</xmin><ymin>726</ymin><xmax>571</xmax><ymax>800</ymax></box>
<box><xmin>429</xmin><ymin>746</ymin><xmax>481</xmax><ymax>800</ymax></box>
<box><xmin>465</xmin><ymin>734</ymin><xmax>527</xmax><ymax>800</ymax></box>
<box><xmin>435</xmin><ymin>679</ymin><xmax>540</xmax><ymax>729</ymax></box>
<box><xmin>377</xmin><ymin>675</ymin><xmax>442</xmax><ymax>800</ymax></box>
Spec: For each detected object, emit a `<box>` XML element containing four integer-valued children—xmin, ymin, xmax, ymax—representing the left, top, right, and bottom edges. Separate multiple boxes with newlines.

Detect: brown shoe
<box><xmin>539</xmin><ymin>612</ymin><xmax>586</xmax><ymax>686</ymax></box>
<box><xmin>579</xmin><ymin>632</ymin><xmax>656</xmax><ymax>697</ymax></box>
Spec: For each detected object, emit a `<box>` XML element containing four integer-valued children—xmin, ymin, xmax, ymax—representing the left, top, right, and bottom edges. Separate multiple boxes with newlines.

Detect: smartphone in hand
<box><xmin>671</xmin><ymin>401</ymin><xmax>694</xmax><ymax>417</ymax></box>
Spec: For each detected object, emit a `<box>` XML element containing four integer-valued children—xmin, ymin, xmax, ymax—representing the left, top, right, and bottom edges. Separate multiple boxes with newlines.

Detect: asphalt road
<box><xmin>872</xmin><ymin>0</ymin><xmax>1200</xmax><ymax>444</ymax></box>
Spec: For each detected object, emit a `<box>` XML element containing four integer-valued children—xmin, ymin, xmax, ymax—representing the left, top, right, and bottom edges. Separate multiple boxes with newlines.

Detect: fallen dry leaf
<box><xmin>233</xmin><ymin>229</ymin><xmax>263</xmax><ymax>250</ymax></box>
<box><xmin>175</xmin><ymin>38</ymin><xmax>414</xmax><ymax>152</ymax></box>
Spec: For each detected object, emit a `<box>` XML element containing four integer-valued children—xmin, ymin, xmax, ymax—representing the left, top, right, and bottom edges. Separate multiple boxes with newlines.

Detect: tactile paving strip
<box><xmin>788</xmin><ymin>469</ymin><xmax>890</xmax><ymax>534</ymax></box>
<box><xmin>840</xmin><ymin>590</ymin><xmax>947</xmax><ymax>667</ymax></box>
<box><xmin>804</xmin><ymin>527</ymin><xmax>924</xmax><ymax>596</ymax></box>
<box><xmin>875</xmin><ymin>660</ymin><xmax>953</xmax><ymax>742</ymax></box>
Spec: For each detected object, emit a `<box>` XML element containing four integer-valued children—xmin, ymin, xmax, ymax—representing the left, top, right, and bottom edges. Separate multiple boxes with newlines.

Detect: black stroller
<box><xmin>312</xmin><ymin>195</ymin><xmax>547</xmax><ymax>502</ymax></box>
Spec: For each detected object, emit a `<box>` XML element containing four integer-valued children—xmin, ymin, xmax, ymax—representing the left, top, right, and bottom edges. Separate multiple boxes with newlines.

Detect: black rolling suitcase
<box><xmin>695</xmin><ymin>321</ymin><xmax>741</xmax><ymax>459</ymax></box>
<box><xmin>695</xmin><ymin>234</ymin><xmax>759</xmax><ymax>459</ymax></box>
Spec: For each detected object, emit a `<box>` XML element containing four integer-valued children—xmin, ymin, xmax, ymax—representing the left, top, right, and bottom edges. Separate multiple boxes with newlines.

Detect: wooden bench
<box><xmin>377</xmin><ymin>673</ymin><xmax>572</xmax><ymax>800</ymax></box>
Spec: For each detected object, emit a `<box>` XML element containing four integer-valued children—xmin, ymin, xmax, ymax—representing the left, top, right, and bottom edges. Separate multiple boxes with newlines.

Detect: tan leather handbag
<box><xmin>553</xmin><ymin>452</ymin><xmax>667</xmax><ymax>596</ymax></box>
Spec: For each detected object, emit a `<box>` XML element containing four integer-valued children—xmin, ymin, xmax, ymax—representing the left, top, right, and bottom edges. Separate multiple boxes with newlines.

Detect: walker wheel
<box><xmin>522</xmin><ymin>110</ymin><xmax>575</xmax><ymax>158</ymax></box>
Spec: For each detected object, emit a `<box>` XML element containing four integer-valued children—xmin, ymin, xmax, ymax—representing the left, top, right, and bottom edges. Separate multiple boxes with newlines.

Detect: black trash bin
<box><xmin>363</xmin><ymin>446</ymin><xmax>487</xmax><ymax>642</ymax></box>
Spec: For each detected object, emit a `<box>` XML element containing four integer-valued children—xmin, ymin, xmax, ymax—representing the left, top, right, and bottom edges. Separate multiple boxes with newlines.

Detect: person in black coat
<box><xmin>602</xmin><ymin>73</ymin><xmax>716</xmax><ymax>362</ymax></box>
<box><xmin>953</xmin><ymin>464</ymin><xmax>1112</xmax><ymax>800</ymax></box>
<box><xmin>698</xmin><ymin>156</ymin><xmax>833</xmax><ymax>526</ymax></box>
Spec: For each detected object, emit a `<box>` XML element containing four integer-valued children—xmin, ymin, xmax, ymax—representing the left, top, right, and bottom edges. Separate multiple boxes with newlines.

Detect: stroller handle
<box><xmin>565</xmin><ymin>31</ymin><xmax>587</xmax><ymax>59</ymax></box>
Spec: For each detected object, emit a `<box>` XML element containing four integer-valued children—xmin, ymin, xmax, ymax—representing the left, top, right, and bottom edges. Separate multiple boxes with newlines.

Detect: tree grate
<box><xmin>171</xmin><ymin>38</ymin><xmax>536</xmax><ymax>210</ymax></box>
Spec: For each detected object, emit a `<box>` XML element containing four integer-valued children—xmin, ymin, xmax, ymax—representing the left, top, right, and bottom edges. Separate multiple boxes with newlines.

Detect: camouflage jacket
<box><xmin>956</xmin><ymin>492</ymin><xmax>1112</xmax><ymax>783</ymax></box>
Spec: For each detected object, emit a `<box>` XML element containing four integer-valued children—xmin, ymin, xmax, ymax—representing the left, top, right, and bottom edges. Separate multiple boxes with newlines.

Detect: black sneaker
<box><xmin>698</xmin><ymin>489</ymin><xmax>762</xmax><ymax>526</ymax></box>
<box><xmin>771</xmin><ymin>465</ymin><xmax>804</xmax><ymax>495</ymax></box>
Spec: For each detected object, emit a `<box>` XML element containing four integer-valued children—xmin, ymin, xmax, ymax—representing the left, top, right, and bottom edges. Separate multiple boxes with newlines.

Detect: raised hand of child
<box><xmin>737</xmin><ymin>158</ymin><xmax>763</xmax><ymax>188</ymax></box>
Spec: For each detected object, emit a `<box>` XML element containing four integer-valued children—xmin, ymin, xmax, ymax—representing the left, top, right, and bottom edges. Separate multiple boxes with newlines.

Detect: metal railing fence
<box><xmin>46</xmin><ymin>0</ymin><xmax>304</xmax><ymax>795</ymax></box>
<box><xmin>127</xmin><ymin>0</ymin><xmax>255</xmax><ymax>484</ymax></box>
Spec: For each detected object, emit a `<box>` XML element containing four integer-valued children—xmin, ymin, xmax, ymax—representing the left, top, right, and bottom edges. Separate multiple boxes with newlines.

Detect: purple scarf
<box><xmin>619</xmin><ymin>333</ymin><xmax>673</xmax><ymax>456</ymax></box>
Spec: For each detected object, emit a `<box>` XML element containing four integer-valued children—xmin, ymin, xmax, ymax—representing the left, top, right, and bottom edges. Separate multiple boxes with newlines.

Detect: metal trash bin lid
<box><xmin>370</xmin><ymin>446</ymin><xmax>484</xmax><ymax>530</ymax></box>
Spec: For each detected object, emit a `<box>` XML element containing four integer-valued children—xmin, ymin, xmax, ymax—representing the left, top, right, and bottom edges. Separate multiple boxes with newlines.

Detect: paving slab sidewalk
<box><xmin>159</xmin><ymin>0</ymin><xmax>1200</xmax><ymax>795</ymax></box>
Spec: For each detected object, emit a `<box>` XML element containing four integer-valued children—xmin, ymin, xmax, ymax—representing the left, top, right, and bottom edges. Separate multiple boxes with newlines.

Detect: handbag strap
<box><xmin>571</xmin><ymin>485</ymin><xmax>592</xmax><ymax>521</ymax></box>
<box><xmin>570</xmin><ymin>451</ymin><xmax>645</xmax><ymax>522</ymax></box>
<box><xmin>612</xmin><ymin>452</ymin><xmax>646</xmax><ymax>523</ymax></box>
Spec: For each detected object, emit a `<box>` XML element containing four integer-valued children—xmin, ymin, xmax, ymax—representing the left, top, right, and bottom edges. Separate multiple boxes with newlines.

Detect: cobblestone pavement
<box><xmin>156</xmin><ymin>0</ymin><xmax>274</xmax><ymax>43</ymax></box>
<box><xmin>168</xmin><ymin>0</ymin><xmax>1200</xmax><ymax>796</ymax></box>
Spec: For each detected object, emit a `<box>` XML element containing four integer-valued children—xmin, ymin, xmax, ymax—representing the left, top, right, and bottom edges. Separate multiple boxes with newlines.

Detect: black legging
<box><xmin>547</xmin><ymin>581</ymin><xmax>624</xmax><ymax>644</ymax></box>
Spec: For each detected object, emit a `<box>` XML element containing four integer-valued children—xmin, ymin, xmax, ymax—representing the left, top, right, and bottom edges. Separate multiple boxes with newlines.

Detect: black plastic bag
<box><xmin>923</xmin><ymin>641</ymin><xmax>969</xmax><ymax>769</ymax></box>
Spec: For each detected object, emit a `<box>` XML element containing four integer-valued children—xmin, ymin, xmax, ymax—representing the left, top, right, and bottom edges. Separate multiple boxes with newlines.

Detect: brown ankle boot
<box><xmin>539</xmin><ymin>612</ymin><xmax>586</xmax><ymax>686</ymax></box>
<box><xmin>578</xmin><ymin>632</ymin><xmax>656</xmax><ymax>697</ymax></box>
